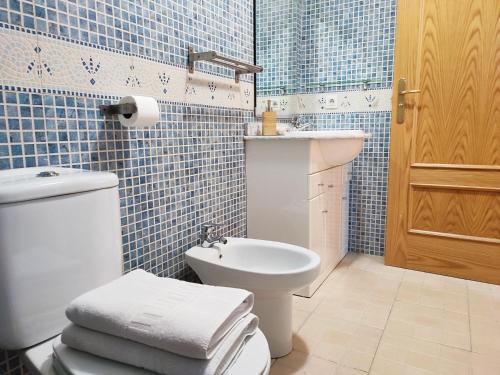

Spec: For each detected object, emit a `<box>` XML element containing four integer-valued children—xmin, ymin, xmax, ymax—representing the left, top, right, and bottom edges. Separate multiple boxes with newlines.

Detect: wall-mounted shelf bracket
<box><xmin>188</xmin><ymin>47</ymin><xmax>263</xmax><ymax>83</ymax></box>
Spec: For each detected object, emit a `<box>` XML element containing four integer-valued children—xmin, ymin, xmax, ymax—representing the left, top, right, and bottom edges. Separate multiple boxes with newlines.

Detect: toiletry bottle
<box><xmin>262</xmin><ymin>100</ymin><xmax>277</xmax><ymax>136</ymax></box>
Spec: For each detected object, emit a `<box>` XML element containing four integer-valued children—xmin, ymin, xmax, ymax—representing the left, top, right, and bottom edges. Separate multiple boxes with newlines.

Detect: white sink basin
<box><xmin>244</xmin><ymin>130</ymin><xmax>368</xmax><ymax>168</ymax></box>
<box><xmin>186</xmin><ymin>237</ymin><xmax>320</xmax><ymax>358</ymax></box>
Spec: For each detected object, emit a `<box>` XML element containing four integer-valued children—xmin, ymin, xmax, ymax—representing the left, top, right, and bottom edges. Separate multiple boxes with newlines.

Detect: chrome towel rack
<box><xmin>188</xmin><ymin>47</ymin><xmax>263</xmax><ymax>83</ymax></box>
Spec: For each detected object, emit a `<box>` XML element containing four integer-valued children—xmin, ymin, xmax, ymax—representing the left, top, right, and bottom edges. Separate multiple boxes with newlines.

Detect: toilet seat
<box><xmin>51</xmin><ymin>329</ymin><xmax>270</xmax><ymax>375</ymax></box>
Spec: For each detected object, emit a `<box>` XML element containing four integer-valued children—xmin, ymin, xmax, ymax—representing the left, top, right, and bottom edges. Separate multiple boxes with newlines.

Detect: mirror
<box><xmin>255</xmin><ymin>1</ymin><xmax>394</xmax><ymax>117</ymax></box>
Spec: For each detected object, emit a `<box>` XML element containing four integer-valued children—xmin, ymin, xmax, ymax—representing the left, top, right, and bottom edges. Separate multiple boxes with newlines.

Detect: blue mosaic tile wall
<box><xmin>300</xmin><ymin>0</ymin><xmax>396</xmax><ymax>92</ymax></box>
<box><xmin>255</xmin><ymin>0</ymin><xmax>302</xmax><ymax>95</ymax></box>
<box><xmin>0</xmin><ymin>1</ymin><xmax>253</xmax><ymax>374</ymax></box>
<box><xmin>0</xmin><ymin>0</ymin><xmax>254</xmax><ymax>80</ymax></box>
<box><xmin>0</xmin><ymin>102</ymin><xmax>249</xmax><ymax>375</ymax></box>
<box><xmin>256</xmin><ymin>0</ymin><xmax>396</xmax><ymax>93</ymax></box>
<box><xmin>0</xmin><ymin>91</ymin><xmax>248</xmax><ymax>274</ymax></box>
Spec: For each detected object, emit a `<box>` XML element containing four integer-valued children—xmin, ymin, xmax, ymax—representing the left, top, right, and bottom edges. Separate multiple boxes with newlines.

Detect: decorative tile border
<box><xmin>256</xmin><ymin>89</ymin><xmax>392</xmax><ymax>117</ymax></box>
<box><xmin>0</xmin><ymin>27</ymin><xmax>41</xmax><ymax>89</ymax></box>
<box><xmin>0</xmin><ymin>28</ymin><xmax>255</xmax><ymax>110</ymax></box>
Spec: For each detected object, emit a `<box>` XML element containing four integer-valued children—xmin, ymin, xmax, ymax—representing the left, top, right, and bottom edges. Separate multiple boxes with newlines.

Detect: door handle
<box><xmin>400</xmin><ymin>89</ymin><xmax>421</xmax><ymax>95</ymax></box>
<box><xmin>397</xmin><ymin>78</ymin><xmax>420</xmax><ymax>124</ymax></box>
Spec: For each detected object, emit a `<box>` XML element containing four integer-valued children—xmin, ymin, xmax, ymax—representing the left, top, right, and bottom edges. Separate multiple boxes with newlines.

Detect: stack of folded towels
<box><xmin>61</xmin><ymin>269</ymin><xmax>258</xmax><ymax>375</ymax></box>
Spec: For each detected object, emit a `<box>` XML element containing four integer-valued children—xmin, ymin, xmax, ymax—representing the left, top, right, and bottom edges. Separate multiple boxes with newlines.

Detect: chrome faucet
<box><xmin>290</xmin><ymin>115</ymin><xmax>312</xmax><ymax>131</ymax></box>
<box><xmin>200</xmin><ymin>223</ymin><xmax>228</xmax><ymax>248</ymax></box>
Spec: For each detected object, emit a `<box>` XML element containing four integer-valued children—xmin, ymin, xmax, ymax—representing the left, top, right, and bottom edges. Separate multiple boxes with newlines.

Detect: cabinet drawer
<box><xmin>326</xmin><ymin>167</ymin><xmax>343</xmax><ymax>189</ymax></box>
<box><xmin>308</xmin><ymin>171</ymin><xmax>328</xmax><ymax>198</ymax></box>
<box><xmin>309</xmin><ymin>166</ymin><xmax>349</xmax><ymax>198</ymax></box>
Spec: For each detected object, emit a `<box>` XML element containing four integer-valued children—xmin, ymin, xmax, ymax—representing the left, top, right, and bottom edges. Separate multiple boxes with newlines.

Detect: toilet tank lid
<box><xmin>0</xmin><ymin>167</ymin><xmax>119</xmax><ymax>204</ymax></box>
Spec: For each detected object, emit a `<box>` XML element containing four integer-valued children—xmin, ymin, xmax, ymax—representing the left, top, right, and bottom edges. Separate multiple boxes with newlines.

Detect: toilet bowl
<box><xmin>0</xmin><ymin>168</ymin><xmax>271</xmax><ymax>375</ymax></box>
<box><xmin>22</xmin><ymin>330</ymin><xmax>271</xmax><ymax>375</ymax></box>
<box><xmin>186</xmin><ymin>237</ymin><xmax>321</xmax><ymax>358</ymax></box>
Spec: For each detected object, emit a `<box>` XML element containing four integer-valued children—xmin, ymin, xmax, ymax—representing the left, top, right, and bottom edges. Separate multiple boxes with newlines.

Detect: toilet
<box><xmin>0</xmin><ymin>167</ymin><xmax>270</xmax><ymax>375</ymax></box>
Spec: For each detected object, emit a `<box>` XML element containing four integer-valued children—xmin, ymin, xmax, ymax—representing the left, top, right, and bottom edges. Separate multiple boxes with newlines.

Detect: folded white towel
<box><xmin>61</xmin><ymin>314</ymin><xmax>259</xmax><ymax>375</ymax></box>
<box><xmin>65</xmin><ymin>269</ymin><xmax>254</xmax><ymax>359</ymax></box>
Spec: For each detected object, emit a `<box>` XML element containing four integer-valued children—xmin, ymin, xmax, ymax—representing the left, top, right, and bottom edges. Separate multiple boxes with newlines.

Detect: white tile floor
<box><xmin>270</xmin><ymin>253</ymin><xmax>500</xmax><ymax>375</ymax></box>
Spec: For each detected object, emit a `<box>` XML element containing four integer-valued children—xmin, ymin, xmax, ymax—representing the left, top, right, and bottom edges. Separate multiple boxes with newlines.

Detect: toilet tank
<box><xmin>0</xmin><ymin>167</ymin><xmax>123</xmax><ymax>350</ymax></box>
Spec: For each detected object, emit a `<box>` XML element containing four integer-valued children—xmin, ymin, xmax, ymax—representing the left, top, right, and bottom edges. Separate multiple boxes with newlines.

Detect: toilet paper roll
<box><xmin>118</xmin><ymin>96</ymin><xmax>160</xmax><ymax>128</ymax></box>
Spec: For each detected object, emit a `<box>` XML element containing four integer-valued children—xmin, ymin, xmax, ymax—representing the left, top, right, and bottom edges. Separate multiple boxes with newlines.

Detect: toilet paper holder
<box><xmin>99</xmin><ymin>103</ymin><xmax>137</xmax><ymax>117</ymax></box>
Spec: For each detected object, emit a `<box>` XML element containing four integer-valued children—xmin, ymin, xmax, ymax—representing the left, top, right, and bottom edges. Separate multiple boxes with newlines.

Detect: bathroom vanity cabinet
<box><xmin>299</xmin><ymin>166</ymin><xmax>351</xmax><ymax>296</ymax></box>
<box><xmin>245</xmin><ymin>137</ymin><xmax>353</xmax><ymax>297</ymax></box>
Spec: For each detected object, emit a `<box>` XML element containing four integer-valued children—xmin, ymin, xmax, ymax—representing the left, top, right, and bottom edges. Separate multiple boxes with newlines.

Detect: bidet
<box><xmin>185</xmin><ymin>237</ymin><xmax>320</xmax><ymax>358</ymax></box>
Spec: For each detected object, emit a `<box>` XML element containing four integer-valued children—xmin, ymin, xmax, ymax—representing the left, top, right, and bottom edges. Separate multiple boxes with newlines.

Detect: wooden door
<box><xmin>385</xmin><ymin>0</ymin><xmax>500</xmax><ymax>283</ymax></box>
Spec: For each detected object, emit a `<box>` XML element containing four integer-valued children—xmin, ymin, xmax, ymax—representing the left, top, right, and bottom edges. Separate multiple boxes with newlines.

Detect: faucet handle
<box><xmin>201</xmin><ymin>223</ymin><xmax>223</xmax><ymax>234</ymax></box>
<box><xmin>202</xmin><ymin>223</ymin><xmax>223</xmax><ymax>228</ymax></box>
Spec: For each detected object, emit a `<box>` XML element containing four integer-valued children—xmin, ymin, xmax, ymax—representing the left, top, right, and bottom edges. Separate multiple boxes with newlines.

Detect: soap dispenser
<box><xmin>262</xmin><ymin>100</ymin><xmax>277</xmax><ymax>136</ymax></box>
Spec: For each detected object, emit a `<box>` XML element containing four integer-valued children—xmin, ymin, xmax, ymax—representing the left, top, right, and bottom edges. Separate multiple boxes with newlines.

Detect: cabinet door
<box><xmin>309</xmin><ymin>194</ymin><xmax>327</xmax><ymax>271</ymax></box>
<box><xmin>340</xmin><ymin>164</ymin><xmax>352</xmax><ymax>258</ymax></box>
<box><xmin>326</xmin><ymin>169</ymin><xmax>343</xmax><ymax>265</ymax></box>
<box><xmin>340</xmin><ymin>182</ymin><xmax>350</xmax><ymax>258</ymax></box>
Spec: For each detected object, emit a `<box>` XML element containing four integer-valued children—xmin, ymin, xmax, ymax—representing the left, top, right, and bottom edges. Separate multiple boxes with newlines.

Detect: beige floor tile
<box><xmin>293</xmin><ymin>309</ymin><xmax>311</xmax><ymax>333</ymax></box>
<box><xmin>339</xmin><ymin>349</ymin><xmax>373</xmax><ymax>372</ymax></box>
<box><xmin>384</xmin><ymin>318</ymin><xmax>416</xmax><ymax>337</ymax></box>
<box><xmin>387</xmin><ymin>301</ymin><xmax>471</xmax><ymax>350</ymax></box>
<box><xmin>370</xmin><ymin>356</ymin><xmax>407</xmax><ymax>375</ymax></box>
<box><xmin>371</xmin><ymin>332</ymin><xmax>476</xmax><ymax>375</ymax></box>
<box><xmin>338</xmin><ymin>252</ymin><xmax>358</xmax><ymax>267</ymax></box>
<box><xmin>294</xmin><ymin>313</ymin><xmax>382</xmax><ymax>371</ymax></box>
<box><xmin>335</xmin><ymin>366</ymin><xmax>367</xmax><ymax>375</ymax></box>
<box><xmin>293</xmin><ymin>294</ymin><xmax>324</xmax><ymax>313</ymax></box>
<box><xmin>438</xmin><ymin>360</ymin><xmax>471</xmax><ymax>375</ymax></box>
<box><xmin>347</xmin><ymin>254</ymin><xmax>385</xmax><ymax>271</ymax></box>
<box><xmin>319</xmin><ymin>272</ymin><xmax>351</xmax><ymax>295</ymax></box>
<box><xmin>468</xmin><ymin>290</ymin><xmax>500</xmax><ymax>322</ymax></box>
<box><xmin>470</xmin><ymin>315</ymin><xmax>500</xmax><ymax>355</ymax></box>
<box><xmin>348</xmin><ymin>254</ymin><xmax>405</xmax><ymax>281</ymax></box>
<box><xmin>282</xmin><ymin>254</ymin><xmax>500</xmax><ymax>375</ymax></box>
<box><xmin>327</xmin><ymin>268</ymin><xmax>401</xmax><ymax>304</ymax></box>
<box><xmin>319</xmin><ymin>278</ymin><xmax>394</xmax><ymax>305</ymax></box>
<box><xmin>270</xmin><ymin>351</ymin><xmax>337</xmax><ymax>375</ymax></box>
<box><xmin>490</xmin><ymin>284</ymin><xmax>500</xmax><ymax>299</ymax></box>
<box><xmin>471</xmin><ymin>352</ymin><xmax>500</xmax><ymax>375</ymax></box>
<box><xmin>314</xmin><ymin>294</ymin><xmax>392</xmax><ymax>330</ymax></box>
<box><xmin>406</xmin><ymin>350</ymin><xmax>440</xmax><ymax>373</ymax></box>
<box><xmin>467</xmin><ymin>279</ymin><xmax>498</xmax><ymax>295</ymax></box>
<box><xmin>397</xmin><ymin>280</ymin><xmax>468</xmax><ymax>314</ymax></box>
<box><xmin>404</xmin><ymin>271</ymin><xmax>468</xmax><ymax>295</ymax></box>
<box><xmin>270</xmin><ymin>350</ymin><xmax>366</xmax><ymax>375</ymax></box>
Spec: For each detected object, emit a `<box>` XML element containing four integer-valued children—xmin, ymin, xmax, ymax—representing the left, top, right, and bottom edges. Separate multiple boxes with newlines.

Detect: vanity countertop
<box><xmin>244</xmin><ymin>130</ymin><xmax>369</xmax><ymax>140</ymax></box>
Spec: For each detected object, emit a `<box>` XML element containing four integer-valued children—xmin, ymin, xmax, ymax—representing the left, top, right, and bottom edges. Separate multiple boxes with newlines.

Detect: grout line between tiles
<box><xmin>366</xmin><ymin>267</ymin><xmax>405</xmax><ymax>374</ymax></box>
<box><xmin>466</xmin><ymin>282</ymin><xmax>473</xmax><ymax>354</ymax></box>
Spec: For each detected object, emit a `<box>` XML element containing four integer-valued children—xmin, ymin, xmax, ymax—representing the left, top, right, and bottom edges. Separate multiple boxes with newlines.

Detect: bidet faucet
<box><xmin>200</xmin><ymin>223</ymin><xmax>228</xmax><ymax>248</ymax></box>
